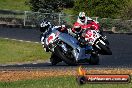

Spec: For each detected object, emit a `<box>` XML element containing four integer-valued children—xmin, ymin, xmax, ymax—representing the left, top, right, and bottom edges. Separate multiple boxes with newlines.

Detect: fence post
<box><xmin>24</xmin><ymin>11</ymin><xmax>28</xmax><ymax>27</ymax></box>
<box><xmin>95</xmin><ymin>17</ymin><xmax>99</xmax><ymax>22</ymax></box>
<box><xmin>59</xmin><ymin>13</ymin><xmax>61</xmax><ymax>25</ymax></box>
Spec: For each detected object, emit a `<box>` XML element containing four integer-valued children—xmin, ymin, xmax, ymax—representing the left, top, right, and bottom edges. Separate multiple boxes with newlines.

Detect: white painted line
<box><xmin>2</xmin><ymin>37</ymin><xmax>40</xmax><ymax>44</ymax></box>
<box><xmin>32</xmin><ymin>63</ymin><xmax>37</xmax><ymax>64</ymax></box>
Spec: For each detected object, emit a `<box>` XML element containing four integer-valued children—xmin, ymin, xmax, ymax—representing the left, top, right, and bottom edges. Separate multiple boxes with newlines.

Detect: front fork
<box><xmin>60</xmin><ymin>43</ymin><xmax>67</xmax><ymax>52</ymax></box>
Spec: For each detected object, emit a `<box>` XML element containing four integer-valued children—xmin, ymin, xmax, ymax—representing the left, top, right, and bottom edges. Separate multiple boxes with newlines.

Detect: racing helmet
<box><xmin>40</xmin><ymin>21</ymin><xmax>51</xmax><ymax>28</ymax></box>
<box><xmin>79</xmin><ymin>12</ymin><xmax>86</xmax><ymax>23</ymax></box>
<box><xmin>61</xmin><ymin>25</ymin><xmax>66</xmax><ymax>28</ymax></box>
<box><xmin>61</xmin><ymin>25</ymin><xmax>67</xmax><ymax>32</ymax></box>
<box><xmin>40</xmin><ymin>21</ymin><xmax>51</xmax><ymax>32</ymax></box>
<box><xmin>57</xmin><ymin>25</ymin><xmax>67</xmax><ymax>32</ymax></box>
<box><xmin>74</xmin><ymin>25</ymin><xmax>82</xmax><ymax>33</ymax></box>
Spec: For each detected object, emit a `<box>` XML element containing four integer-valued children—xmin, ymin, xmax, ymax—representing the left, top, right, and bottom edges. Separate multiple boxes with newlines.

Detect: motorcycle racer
<box><xmin>72</xmin><ymin>12</ymin><xmax>100</xmax><ymax>35</ymax></box>
<box><xmin>40</xmin><ymin>21</ymin><xmax>52</xmax><ymax>52</ymax></box>
<box><xmin>40</xmin><ymin>22</ymin><xmax>69</xmax><ymax>65</ymax></box>
<box><xmin>68</xmin><ymin>12</ymin><xmax>100</xmax><ymax>56</ymax></box>
<box><xmin>71</xmin><ymin>12</ymin><xmax>109</xmax><ymax>45</ymax></box>
<box><xmin>40</xmin><ymin>21</ymin><xmax>68</xmax><ymax>52</ymax></box>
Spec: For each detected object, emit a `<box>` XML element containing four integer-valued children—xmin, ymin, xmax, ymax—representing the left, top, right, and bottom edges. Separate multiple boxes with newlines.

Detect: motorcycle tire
<box><xmin>98</xmin><ymin>42</ymin><xmax>112</xmax><ymax>55</ymax></box>
<box><xmin>50</xmin><ymin>53</ymin><xmax>62</xmax><ymax>65</ymax></box>
<box><xmin>54</xmin><ymin>46</ymin><xmax>77</xmax><ymax>66</ymax></box>
<box><xmin>101</xmin><ymin>36</ymin><xmax>109</xmax><ymax>45</ymax></box>
<box><xmin>89</xmin><ymin>54</ymin><xmax>99</xmax><ymax>65</ymax></box>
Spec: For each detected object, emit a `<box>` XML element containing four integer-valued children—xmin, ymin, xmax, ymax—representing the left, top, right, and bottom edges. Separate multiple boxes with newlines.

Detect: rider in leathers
<box><xmin>40</xmin><ymin>21</ymin><xmax>68</xmax><ymax>65</ymax></box>
<box><xmin>72</xmin><ymin>12</ymin><xmax>100</xmax><ymax>35</ymax></box>
<box><xmin>70</xmin><ymin>12</ymin><xmax>100</xmax><ymax>54</ymax></box>
<box><xmin>40</xmin><ymin>21</ymin><xmax>67</xmax><ymax>52</ymax></box>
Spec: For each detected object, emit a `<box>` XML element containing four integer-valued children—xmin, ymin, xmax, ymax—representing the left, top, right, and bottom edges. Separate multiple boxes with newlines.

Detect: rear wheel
<box><xmin>89</xmin><ymin>54</ymin><xmax>99</xmax><ymax>65</ymax></box>
<box><xmin>54</xmin><ymin>46</ymin><xmax>77</xmax><ymax>66</ymax></box>
<box><xmin>50</xmin><ymin>53</ymin><xmax>62</xmax><ymax>65</ymax></box>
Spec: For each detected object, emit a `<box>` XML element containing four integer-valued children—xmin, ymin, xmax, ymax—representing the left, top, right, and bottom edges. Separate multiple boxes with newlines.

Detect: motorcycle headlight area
<box><xmin>87</xmin><ymin>38</ymin><xmax>94</xmax><ymax>45</ymax></box>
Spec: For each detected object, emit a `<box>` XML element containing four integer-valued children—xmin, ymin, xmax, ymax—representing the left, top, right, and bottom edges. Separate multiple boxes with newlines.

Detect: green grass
<box><xmin>0</xmin><ymin>76</ymin><xmax>131</xmax><ymax>88</ymax></box>
<box><xmin>0</xmin><ymin>0</ymin><xmax>30</xmax><ymax>11</ymax></box>
<box><xmin>0</xmin><ymin>38</ymin><xmax>50</xmax><ymax>64</ymax></box>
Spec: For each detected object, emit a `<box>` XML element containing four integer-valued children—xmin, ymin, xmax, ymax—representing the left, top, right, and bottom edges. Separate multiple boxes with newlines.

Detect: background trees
<box><xmin>120</xmin><ymin>0</ymin><xmax>132</xmax><ymax>19</ymax></box>
<box><xmin>27</xmin><ymin>0</ymin><xmax>74</xmax><ymax>12</ymax></box>
<box><xmin>27</xmin><ymin>0</ymin><xmax>132</xmax><ymax>19</ymax></box>
<box><xmin>73</xmin><ymin>0</ymin><xmax>131</xmax><ymax>19</ymax></box>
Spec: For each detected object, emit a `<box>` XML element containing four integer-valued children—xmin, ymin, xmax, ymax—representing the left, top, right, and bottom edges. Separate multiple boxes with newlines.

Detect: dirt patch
<box><xmin>0</xmin><ymin>69</ymin><xmax>77</xmax><ymax>82</ymax></box>
<box><xmin>85</xmin><ymin>69</ymin><xmax>132</xmax><ymax>74</ymax></box>
<box><xmin>0</xmin><ymin>68</ymin><xmax>132</xmax><ymax>82</ymax></box>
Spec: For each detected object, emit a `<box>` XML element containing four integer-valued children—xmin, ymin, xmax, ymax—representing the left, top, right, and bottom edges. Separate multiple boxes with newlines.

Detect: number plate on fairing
<box><xmin>85</xmin><ymin>30</ymin><xmax>100</xmax><ymax>45</ymax></box>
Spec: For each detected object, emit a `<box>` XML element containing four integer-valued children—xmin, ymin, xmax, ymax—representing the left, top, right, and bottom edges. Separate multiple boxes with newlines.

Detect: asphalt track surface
<box><xmin>0</xmin><ymin>28</ymin><xmax>132</xmax><ymax>70</ymax></box>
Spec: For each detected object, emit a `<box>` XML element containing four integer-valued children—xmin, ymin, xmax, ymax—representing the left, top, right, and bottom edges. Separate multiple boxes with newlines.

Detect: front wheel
<box><xmin>97</xmin><ymin>42</ymin><xmax>112</xmax><ymax>55</ymax></box>
<box><xmin>101</xmin><ymin>36</ymin><xmax>109</xmax><ymax>45</ymax></box>
<box><xmin>54</xmin><ymin>46</ymin><xmax>77</xmax><ymax>66</ymax></box>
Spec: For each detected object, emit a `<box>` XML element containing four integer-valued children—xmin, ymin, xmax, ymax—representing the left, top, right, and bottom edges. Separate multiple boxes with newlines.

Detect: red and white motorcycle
<box><xmin>83</xmin><ymin>29</ymin><xmax>112</xmax><ymax>55</ymax></box>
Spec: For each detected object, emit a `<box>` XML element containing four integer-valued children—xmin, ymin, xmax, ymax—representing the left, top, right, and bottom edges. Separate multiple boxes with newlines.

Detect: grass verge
<box><xmin>0</xmin><ymin>76</ymin><xmax>131</xmax><ymax>88</ymax></box>
<box><xmin>0</xmin><ymin>38</ymin><xmax>50</xmax><ymax>64</ymax></box>
<box><xmin>0</xmin><ymin>0</ymin><xmax>30</xmax><ymax>11</ymax></box>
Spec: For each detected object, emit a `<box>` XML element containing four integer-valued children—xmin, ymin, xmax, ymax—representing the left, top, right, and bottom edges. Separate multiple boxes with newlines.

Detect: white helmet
<box><xmin>79</xmin><ymin>12</ymin><xmax>86</xmax><ymax>23</ymax></box>
<box><xmin>40</xmin><ymin>21</ymin><xmax>51</xmax><ymax>28</ymax></box>
<box><xmin>61</xmin><ymin>25</ymin><xmax>66</xmax><ymax>28</ymax></box>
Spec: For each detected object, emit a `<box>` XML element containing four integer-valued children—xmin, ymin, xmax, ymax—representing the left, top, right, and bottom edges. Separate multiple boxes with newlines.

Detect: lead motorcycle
<box><xmin>82</xmin><ymin>29</ymin><xmax>112</xmax><ymax>55</ymax></box>
<box><xmin>40</xmin><ymin>22</ymin><xmax>112</xmax><ymax>66</ymax></box>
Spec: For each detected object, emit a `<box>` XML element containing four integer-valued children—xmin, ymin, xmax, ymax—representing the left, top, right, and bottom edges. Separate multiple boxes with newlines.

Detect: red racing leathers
<box><xmin>72</xmin><ymin>17</ymin><xmax>100</xmax><ymax>33</ymax></box>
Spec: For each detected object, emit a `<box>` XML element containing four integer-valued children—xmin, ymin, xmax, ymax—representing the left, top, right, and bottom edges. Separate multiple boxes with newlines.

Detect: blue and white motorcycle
<box><xmin>40</xmin><ymin>22</ymin><xmax>112</xmax><ymax>66</ymax></box>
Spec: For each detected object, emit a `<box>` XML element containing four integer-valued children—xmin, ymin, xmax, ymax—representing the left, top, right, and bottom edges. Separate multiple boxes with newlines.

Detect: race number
<box><xmin>46</xmin><ymin>33</ymin><xmax>56</xmax><ymax>45</ymax></box>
